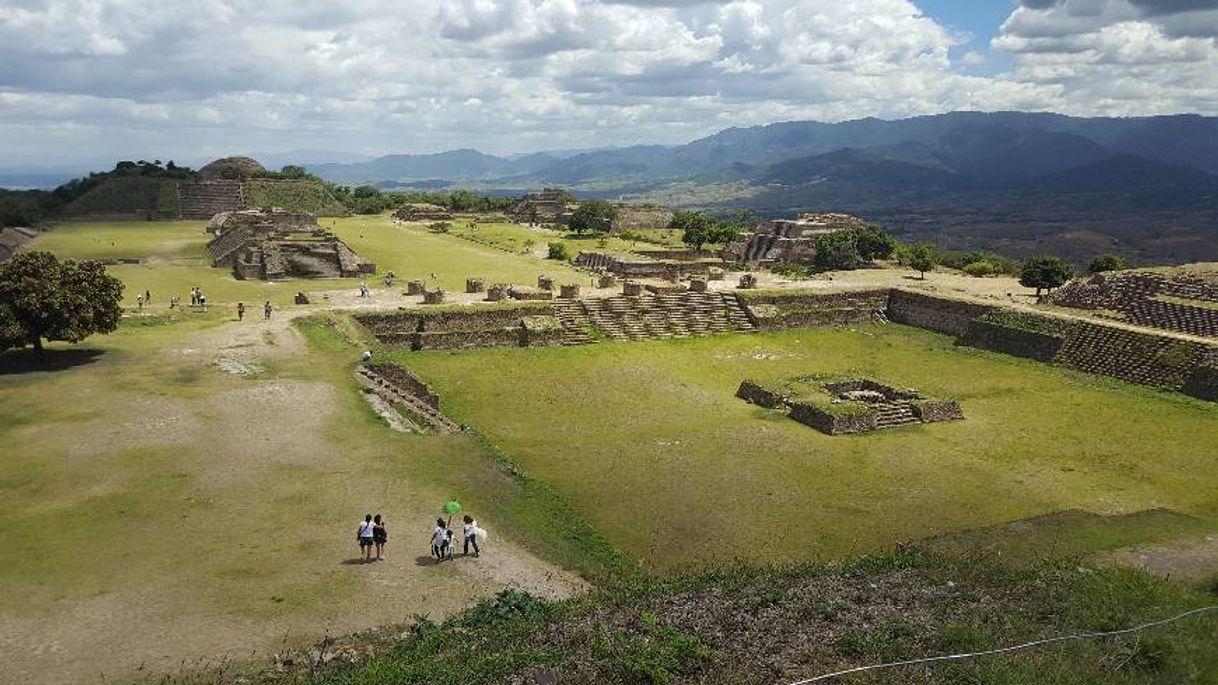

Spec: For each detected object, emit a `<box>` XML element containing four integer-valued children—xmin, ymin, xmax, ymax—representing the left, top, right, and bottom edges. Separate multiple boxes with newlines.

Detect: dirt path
<box><xmin>0</xmin><ymin>313</ymin><xmax>587</xmax><ymax>685</ymax></box>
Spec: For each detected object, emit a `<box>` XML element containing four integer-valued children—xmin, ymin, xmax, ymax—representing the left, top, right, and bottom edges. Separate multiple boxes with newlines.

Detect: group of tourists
<box><xmin>354</xmin><ymin>513</ymin><xmax>485</xmax><ymax>563</ymax></box>
<box><xmin>432</xmin><ymin>515</ymin><xmax>483</xmax><ymax>561</ymax></box>
<box><xmin>136</xmin><ymin>289</ymin><xmax>152</xmax><ymax>310</ymax></box>
<box><xmin>190</xmin><ymin>286</ymin><xmax>208</xmax><ymax>312</ymax></box>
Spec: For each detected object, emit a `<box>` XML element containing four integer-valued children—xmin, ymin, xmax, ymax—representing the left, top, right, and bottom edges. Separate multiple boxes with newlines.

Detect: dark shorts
<box><xmin>359</xmin><ymin>537</ymin><xmax>375</xmax><ymax>547</ymax></box>
<box><xmin>373</xmin><ymin>533</ymin><xmax>387</xmax><ymax>544</ymax></box>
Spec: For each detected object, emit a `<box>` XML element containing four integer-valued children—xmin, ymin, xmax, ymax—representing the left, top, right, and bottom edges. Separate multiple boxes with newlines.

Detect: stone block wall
<box><xmin>735</xmin><ymin>380</ymin><xmax>789</xmax><ymax>409</ymax></box>
<box><xmin>742</xmin><ymin>289</ymin><xmax>890</xmax><ymax>330</ymax></box>
<box><xmin>886</xmin><ymin>290</ymin><xmax>996</xmax><ymax>336</ymax></box>
<box><xmin>912</xmin><ymin>399</ymin><xmax>964</xmax><ymax>422</ymax></box>
<box><xmin>789</xmin><ymin>402</ymin><xmax>877</xmax><ymax>435</ymax></box>
<box><xmin>958</xmin><ymin>318</ymin><xmax>1069</xmax><ymax>362</ymax></box>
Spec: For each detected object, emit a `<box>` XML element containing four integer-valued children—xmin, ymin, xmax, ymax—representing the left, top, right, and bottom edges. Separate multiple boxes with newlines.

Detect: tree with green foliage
<box><xmin>1020</xmin><ymin>255</ymin><xmax>1074</xmax><ymax>297</ymax></box>
<box><xmin>813</xmin><ymin>231</ymin><xmax>862</xmax><ymax>271</ymax></box>
<box><xmin>852</xmin><ymin>224</ymin><xmax>896</xmax><ymax>261</ymax></box>
<box><xmin>0</xmin><ymin>251</ymin><xmax>124</xmax><ymax>355</ymax></box>
<box><xmin>569</xmin><ymin>200</ymin><xmax>618</xmax><ymax>235</ymax></box>
<box><xmin>1088</xmin><ymin>253</ymin><xmax>1128</xmax><ymax>274</ymax></box>
<box><xmin>670</xmin><ymin>210</ymin><xmax>723</xmax><ymax>250</ymax></box>
<box><xmin>547</xmin><ymin>242</ymin><xmax>571</xmax><ymax>261</ymax></box>
<box><xmin>907</xmin><ymin>242</ymin><xmax>937</xmax><ymax>279</ymax></box>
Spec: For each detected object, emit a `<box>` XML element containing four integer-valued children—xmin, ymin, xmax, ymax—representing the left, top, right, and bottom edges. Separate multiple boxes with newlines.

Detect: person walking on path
<box><xmin>190</xmin><ymin>287</ymin><xmax>198</xmax><ymax>307</ymax></box>
<box><xmin>144</xmin><ymin>289</ymin><xmax>151</xmax><ymax>305</ymax></box>
<box><xmin>462</xmin><ymin>515</ymin><xmax>481</xmax><ymax>557</ymax></box>
<box><xmin>199</xmin><ymin>291</ymin><xmax>208</xmax><ymax>312</ymax></box>
<box><xmin>357</xmin><ymin>514</ymin><xmax>376</xmax><ymax>562</ymax></box>
<box><xmin>431</xmin><ymin>518</ymin><xmax>449</xmax><ymax>562</ymax></box>
<box><xmin>237</xmin><ymin>302</ymin><xmax>245</xmax><ymax>321</ymax></box>
<box><xmin>136</xmin><ymin>294</ymin><xmax>145</xmax><ymax>311</ymax></box>
<box><xmin>263</xmin><ymin>301</ymin><xmax>273</xmax><ymax>320</ymax></box>
<box><xmin>373</xmin><ymin>514</ymin><xmax>388</xmax><ymax>561</ymax></box>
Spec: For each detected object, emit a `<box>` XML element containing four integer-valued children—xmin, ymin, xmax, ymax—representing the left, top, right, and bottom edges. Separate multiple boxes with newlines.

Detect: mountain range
<box><xmin>301</xmin><ymin>112</ymin><xmax>1218</xmax><ymax>264</ymax></box>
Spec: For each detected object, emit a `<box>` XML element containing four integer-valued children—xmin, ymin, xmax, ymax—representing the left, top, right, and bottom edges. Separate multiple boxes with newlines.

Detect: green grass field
<box><xmin>440</xmin><ymin>218</ymin><xmax>684</xmax><ymax>259</ymax></box>
<box><xmin>24</xmin><ymin>216</ymin><xmax>589</xmax><ymax>308</ymax></box>
<box><xmin>6</xmin><ymin>215</ymin><xmax>1218</xmax><ymax>681</ymax></box>
<box><xmin>396</xmin><ymin>326</ymin><xmax>1218</xmax><ymax>572</ymax></box>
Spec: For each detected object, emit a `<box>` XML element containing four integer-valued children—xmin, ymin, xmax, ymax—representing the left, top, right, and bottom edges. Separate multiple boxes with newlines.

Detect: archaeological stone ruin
<box><xmin>723</xmin><ymin>213</ymin><xmax>871</xmax><ymax>266</ymax></box>
<box><xmin>737</xmin><ymin>375</ymin><xmax>963</xmax><ymax>435</ymax></box>
<box><xmin>206</xmin><ymin>209</ymin><xmax>374</xmax><ymax>280</ymax></box>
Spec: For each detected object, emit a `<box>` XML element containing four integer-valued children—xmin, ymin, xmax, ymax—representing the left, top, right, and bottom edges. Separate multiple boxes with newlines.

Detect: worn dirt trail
<box><xmin>0</xmin><ymin>312</ymin><xmax>587</xmax><ymax>685</ymax></box>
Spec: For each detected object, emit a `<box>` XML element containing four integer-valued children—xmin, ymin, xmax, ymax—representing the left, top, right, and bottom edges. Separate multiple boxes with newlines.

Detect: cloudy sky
<box><xmin>2</xmin><ymin>0</ymin><xmax>1218</xmax><ymax>167</ymax></box>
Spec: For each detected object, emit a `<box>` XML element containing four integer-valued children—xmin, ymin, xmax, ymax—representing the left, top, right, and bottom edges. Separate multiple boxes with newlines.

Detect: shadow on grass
<box><xmin>415</xmin><ymin>555</ymin><xmax>443</xmax><ymax>567</ymax></box>
<box><xmin>339</xmin><ymin>558</ymin><xmax>371</xmax><ymax>566</ymax></box>
<box><xmin>0</xmin><ymin>348</ymin><xmax>105</xmax><ymax>375</ymax></box>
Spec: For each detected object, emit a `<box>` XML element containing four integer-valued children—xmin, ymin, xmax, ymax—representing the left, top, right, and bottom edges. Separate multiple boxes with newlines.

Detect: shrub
<box><xmin>1089</xmin><ymin>253</ymin><xmax>1129</xmax><ymax>274</ymax></box>
<box><xmin>962</xmin><ymin>260</ymin><xmax>1000</xmax><ymax>277</ymax></box>
<box><xmin>1020</xmin><ymin>255</ymin><xmax>1073</xmax><ymax>296</ymax></box>
<box><xmin>427</xmin><ymin>221</ymin><xmax>451</xmax><ymax>233</ymax></box>
<box><xmin>594</xmin><ymin>612</ymin><xmax>712</xmax><ymax>684</ymax></box>
<box><xmin>547</xmin><ymin>242</ymin><xmax>571</xmax><ymax>261</ymax></box>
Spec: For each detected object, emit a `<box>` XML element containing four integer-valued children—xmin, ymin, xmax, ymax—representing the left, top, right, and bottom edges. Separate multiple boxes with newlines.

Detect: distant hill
<box><xmin>298</xmin><ymin>111</ymin><xmax>1218</xmax><ymax>265</ymax></box>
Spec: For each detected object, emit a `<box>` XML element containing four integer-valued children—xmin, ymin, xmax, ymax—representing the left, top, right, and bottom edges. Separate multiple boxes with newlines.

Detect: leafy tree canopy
<box><xmin>569</xmin><ymin>199</ymin><xmax>619</xmax><ymax>235</ymax></box>
<box><xmin>907</xmin><ymin>242</ymin><xmax>938</xmax><ymax>279</ymax></box>
<box><xmin>0</xmin><ymin>251</ymin><xmax>124</xmax><ymax>354</ymax></box>
<box><xmin>1020</xmin><ymin>255</ymin><xmax>1074</xmax><ymax>296</ymax></box>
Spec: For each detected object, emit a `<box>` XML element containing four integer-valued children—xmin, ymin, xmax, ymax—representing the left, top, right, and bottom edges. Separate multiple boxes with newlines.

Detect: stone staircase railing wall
<box><xmin>957</xmin><ymin>317</ymin><xmax>1073</xmax><ymax>363</ymax></box>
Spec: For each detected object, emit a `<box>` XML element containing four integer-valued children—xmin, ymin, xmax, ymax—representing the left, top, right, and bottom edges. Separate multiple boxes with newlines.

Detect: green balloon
<box><xmin>442</xmin><ymin>500</ymin><xmax>462</xmax><ymax>515</ymax></box>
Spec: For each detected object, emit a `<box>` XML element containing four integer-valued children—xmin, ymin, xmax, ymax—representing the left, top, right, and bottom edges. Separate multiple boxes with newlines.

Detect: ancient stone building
<box><xmin>724</xmin><ymin>212</ymin><xmax>870</xmax><ymax>265</ymax></box>
<box><xmin>393</xmin><ymin>204</ymin><xmax>452</xmax><ymax>222</ymax></box>
<box><xmin>205</xmin><ymin>209</ymin><xmax>374</xmax><ymax>280</ymax></box>
<box><xmin>508</xmin><ymin>189</ymin><xmax>570</xmax><ymax>224</ymax></box>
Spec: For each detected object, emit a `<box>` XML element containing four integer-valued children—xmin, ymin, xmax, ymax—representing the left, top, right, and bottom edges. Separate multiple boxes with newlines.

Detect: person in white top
<box><xmin>431</xmin><ymin>519</ymin><xmax>449</xmax><ymax>562</ymax></box>
<box><xmin>462</xmin><ymin>515</ymin><xmax>480</xmax><ymax>557</ymax></box>
<box><xmin>356</xmin><ymin>514</ymin><xmax>376</xmax><ymax>563</ymax></box>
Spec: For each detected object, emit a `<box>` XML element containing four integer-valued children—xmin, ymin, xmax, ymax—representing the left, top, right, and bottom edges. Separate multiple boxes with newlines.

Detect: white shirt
<box><xmin>358</xmin><ymin>520</ymin><xmax>375</xmax><ymax>538</ymax></box>
<box><xmin>464</xmin><ymin>520</ymin><xmax>478</xmax><ymax>538</ymax></box>
<box><xmin>433</xmin><ymin>526</ymin><xmax>447</xmax><ymax>546</ymax></box>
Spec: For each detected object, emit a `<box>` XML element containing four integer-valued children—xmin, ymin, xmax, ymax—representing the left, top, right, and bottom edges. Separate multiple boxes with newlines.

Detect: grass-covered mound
<box><xmin>61</xmin><ymin>176</ymin><xmax>180</xmax><ymax>218</ymax></box>
<box><xmin>244</xmin><ymin>551</ymin><xmax>1218</xmax><ymax>685</ymax></box>
<box><xmin>243</xmin><ymin>179</ymin><xmax>348</xmax><ymax>216</ymax></box>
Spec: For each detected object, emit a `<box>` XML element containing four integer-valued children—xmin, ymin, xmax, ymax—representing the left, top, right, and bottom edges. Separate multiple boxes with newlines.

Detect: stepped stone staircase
<box><xmin>1055</xmin><ymin>321</ymin><xmax>1203</xmax><ymax>388</ymax></box>
<box><xmin>179</xmin><ymin>181</ymin><xmax>245</xmax><ymax>219</ymax></box>
<box><xmin>577</xmin><ymin>292</ymin><xmax>755</xmax><ymax>341</ymax></box>
<box><xmin>550</xmin><ymin>300</ymin><xmax>596</xmax><ymax>345</ymax></box>
<box><xmin>356</xmin><ymin>366</ymin><xmax>460</xmax><ymax>433</ymax></box>
<box><xmin>1125</xmin><ymin>299</ymin><xmax>1218</xmax><ymax>338</ymax></box>
<box><xmin>873</xmin><ymin>403</ymin><xmax>918</xmax><ymax>429</ymax></box>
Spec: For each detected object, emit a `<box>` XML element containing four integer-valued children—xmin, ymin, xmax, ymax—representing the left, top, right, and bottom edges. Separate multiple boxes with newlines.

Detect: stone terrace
<box><xmin>576</xmin><ymin>292</ymin><xmax>755</xmax><ymax>341</ymax></box>
<box><xmin>178</xmin><ymin>181</ymin><xmax>245</xmax><ymax>219</ymax></box>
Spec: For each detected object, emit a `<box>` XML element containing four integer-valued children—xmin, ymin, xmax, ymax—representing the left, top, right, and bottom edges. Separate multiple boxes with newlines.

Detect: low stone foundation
<box><xmin>538</xmin><ymin>275</ymin><xmax>554</xmax><ymax>291</ymax></box>
<box><xmin>512</xmin><ymin>287</ymin><xmax>553</xmax><ymax>301</ymax></box>
<box><xmin>738</xmin><ymin>274</ymin><xmax>758</xmax><ymax>289</ymax></box>
<box><xmin>423</xmin><ymin>290</ymin><xmax>445</xmax><ymax>305</ymax></box>
<box><xmin>560</xmin><ymin>284</ymin><xmax>581</xmax><ymax>299</ymax></box>
<box><xmin>623</xmin><ymin>282</ymin><xmax>644</xmax><ymax>296</ymax></box>
<box><xmin>406</xmin><ymin>280</ymin><xmax>426</xmax><ymax>295</ymax></box>
<box><xmin>466</xmin><ymin>277</ymin><xmax>485</xmax><ymax>293</ymax></box>
<box><xmin>598</xmin><ymin>274</ymin><xmax>618</xmax><ymax>289</ymax></box>
<box><xmin>738</xmin><ymin>375</ymin><xmax>962</xmax><ymax>435</ymax></box>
